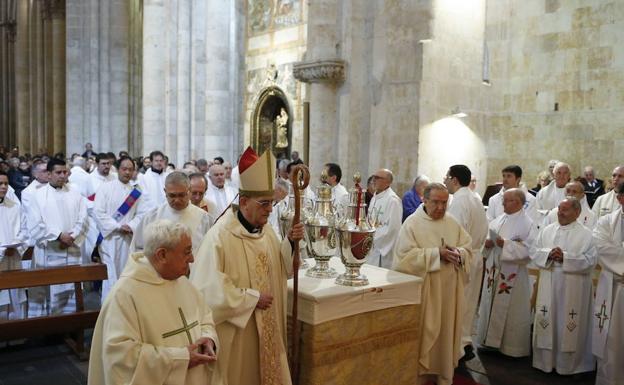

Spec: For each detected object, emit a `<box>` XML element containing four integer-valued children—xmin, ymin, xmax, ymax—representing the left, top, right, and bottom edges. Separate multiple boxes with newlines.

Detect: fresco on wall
<box><xmin>247</xmin><ymin>63</ymin><xmax>297</xmax><ymax>112</ymax></box>
<box><xmin>248</xmin><ymin>0</ymin><xmax>301</xmax><ymax>36</ymax></box>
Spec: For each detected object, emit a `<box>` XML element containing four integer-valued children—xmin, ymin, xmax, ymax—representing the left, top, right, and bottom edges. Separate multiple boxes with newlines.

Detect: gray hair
<box><xmin>274</xmin><ymin>177</ymin><xmax>289</xmax><ymax>193</ymax></box>
<box><xmin>562</xmin><ymin>196</ymin><xmax>581</xmax><ymax>211</ymax></box>
<box><xmin>278</xmin><ymin>159</ymin><xmax>290</xmax><ymax>171</ymax></box>
<box><xmin>423</xmin><ymin>182</ymin><xmax>447</xmax><ymax>199</ymax></box>
<box><xmin>208</xmin><ymin>164</ymin><xmax>224</xmax><ymax>176</ymax></box>
<box><xmin>505</xmin><ymin>188</ymin><xmax>526</xmax><ymax>205</ymax></box>
<box><xmin>73</xmin><ymin>156</ymin><xmax>86</xmax><ymax>168</ymax></box>
<box><xmin>553</xmin><ymin>161</ymin><xmax>570</xmax><ymax>174</ymax></box>
<box><xmin>143</xmin><ymin>219</ymin><xmax>192</xmax><ymax>258</ymax></box>
<box><xmin>165</xmin><ymin>171</ymin><xmax>190</xmax><ymax>188</ymax></box>
<box><xmin>414</xmin><ymin>174</ymin><xmax>430</xmax><ymax>187</ymax></box>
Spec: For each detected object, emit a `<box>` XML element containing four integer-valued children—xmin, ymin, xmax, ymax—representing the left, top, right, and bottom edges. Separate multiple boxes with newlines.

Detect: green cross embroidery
<box><xmin>162</xmin><ymin>308</ymin><xmax>198</xmax><ymax>344</ymax></box>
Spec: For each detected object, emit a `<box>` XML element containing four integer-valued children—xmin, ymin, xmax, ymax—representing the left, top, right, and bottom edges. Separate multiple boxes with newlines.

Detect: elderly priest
<box><xmin>191</xmin><ymin>147</ymin><xmax>305</xmax><ymax>385</ymax></box>
<box><xmin>393</xmin><ymin>182</ymin><xmax>472</xmax><ymax>385</ymax></box>
<box><xmin>88</xmin><ymin>219</ymin><xmax>221</xmax><ymax>385</ymax></box>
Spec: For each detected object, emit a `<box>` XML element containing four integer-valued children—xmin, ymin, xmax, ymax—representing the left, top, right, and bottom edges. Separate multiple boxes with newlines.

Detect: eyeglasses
<box><xmin>166</xmin><ymin>192</ymin><xmax>188</xmax><ymax>199</ymax></box>
<box><xmin>252</xmin><ymin>199</ymin><xmax>274</xmax><ymax>208</ymax></box>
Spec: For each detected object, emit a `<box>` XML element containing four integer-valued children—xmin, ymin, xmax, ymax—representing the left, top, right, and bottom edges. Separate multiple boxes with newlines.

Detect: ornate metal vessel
<box><xmin>335</xmin><ymin>173</ymin><xmax>375</xmax><ymax>286</ymax></box>
<box><xmin>304</xmin><ymin>171</ymin><xmax>338</xmax><ymax>278</ymax></box>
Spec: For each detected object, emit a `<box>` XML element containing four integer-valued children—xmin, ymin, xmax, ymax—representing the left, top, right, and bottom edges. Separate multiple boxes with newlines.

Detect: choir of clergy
<box><xmin>4</xmin><ymin>147</ymin><xmax>624</xmax><ymax>385</ymax></box>
<box><xmin>444</xmin><ymin>165</ymin><xmax>488</xmax><ymax>354</ymax></box>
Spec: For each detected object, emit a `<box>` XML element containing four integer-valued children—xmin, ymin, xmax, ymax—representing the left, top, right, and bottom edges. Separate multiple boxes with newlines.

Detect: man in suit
<box><xmin>582</xmin><ymin>166</ymin><xmax>604</xmax><ymax>208</ymax></box>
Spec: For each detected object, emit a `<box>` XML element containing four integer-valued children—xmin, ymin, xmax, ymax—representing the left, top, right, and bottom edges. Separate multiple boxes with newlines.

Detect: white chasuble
<box><xmin>535</xmin><ymin>181</ymin><xmax>566</xmax><ymax>228</ymax></box>
<box><xmin>367</xmin><ymin>187</ymin><xmax>403</xmax><ymax>268</ymax></box>
<box><xmin>531</xmin><ymin>221</ymin><xmax>597</xmax><ymax>374</ymax></box>
<box><xmin>592</xmin><ymin>208</ymin><xmax>624</xmax><ymax>385</ymax></box>
<box><xmin>392</xmin><ymin>206</ymin><xmax>472</xmax><ymax>385</ymax></box>
<box><xmin>592</xmin><ymin>190</ymin><xmax>620</xmax><ymax>218</ymax></box>
<box><xmin>88</xmin><ymin>253</ymin><xmax>221</xmax><ymax>385</ymax></box>
<box><xmin>477</xmin><ymin>210</ymin><xmax>534</xmax><ymax>357</ymax></box>
<box><xmin>190</xmin><ymin>208</ymin><xmax>293</xmax><ymax>385</ymax></box>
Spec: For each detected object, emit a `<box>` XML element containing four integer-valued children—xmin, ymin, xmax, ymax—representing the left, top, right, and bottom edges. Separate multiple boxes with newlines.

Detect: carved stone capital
<box><xmin>293</xmin><ymin>59</ymin><xmax>345</xmax><ymax>84</ymax></box>
<box><xmin>41</xmin><ymin>0</ymin><xmax>65</xmax><ymax>20</ymax></box>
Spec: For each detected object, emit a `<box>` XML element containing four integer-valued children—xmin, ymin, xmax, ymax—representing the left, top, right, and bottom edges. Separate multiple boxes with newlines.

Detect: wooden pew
<box><xmin>0</xmin><ymin>263</ymin><xmax>107</xmax><ymax>360</ymax></box>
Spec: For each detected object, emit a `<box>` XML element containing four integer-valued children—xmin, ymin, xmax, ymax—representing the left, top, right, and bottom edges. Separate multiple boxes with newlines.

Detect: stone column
<box><xmin>294</xmin><ymin>0</ymin><xmax>343</xmax><ymax>176</ymax></box>
<box><xmin>46</xmin><ymin>0</ymin><xmax>66</xmax><ymax>154</ymax></box>
<box><xmin>0</xmin><ymin>0</ymin><xmax>17</xmax><ymax>147</ymax></box>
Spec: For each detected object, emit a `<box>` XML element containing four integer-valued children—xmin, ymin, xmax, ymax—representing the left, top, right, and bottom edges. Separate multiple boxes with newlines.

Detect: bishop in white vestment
<box><xmin>94</xmin><ymin>158</ymin><xmax>152</xmax><ymax>302</ymax></box>
<box><xmin>367</xmin><ymin>169</ymin><xmax>402</xmax><ymax>268</ymax></box>
<box><xmin>531</xmin><ymin>198</ymin><xmax>597</xmax><ymax>374</ymax></box>
<box><xmin>592</xmin><ymin>184</ymin><xmax>624</xmax><ymax>385</ymax></box>
<box><xmin>477</xmin><ymin>188</ymin><xmax>535</xmax><ymax>357</ymax></box>
<box><xmin>0</xmin><ymin>173</ymin><xmax>28</xmax><ymax>320</ymax></box>
<box><xmin>88</xmin><ymin>220</ymin><xmax>221</xmax><ymax>385</ymax></box>
<box><xmin>27</xmin><ymin>159</ymin><xmax>88</xmax><ymax>316</ymax></box>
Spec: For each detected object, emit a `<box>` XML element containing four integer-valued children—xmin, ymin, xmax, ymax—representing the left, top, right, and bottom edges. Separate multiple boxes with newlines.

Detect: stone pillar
<box><xmin>0</xmin><ymin>0</ymin><xmax>17</xmax><ymax>148</ymax></box>
<box><xmin>47</xmin><ymin>0</ymin><xmax>66</xmax><ymax>154</ymax></box>
<box><xmin>294</xmin><ymin>0</ymin><xmax>343</xmax><ymax>176</ymax></box>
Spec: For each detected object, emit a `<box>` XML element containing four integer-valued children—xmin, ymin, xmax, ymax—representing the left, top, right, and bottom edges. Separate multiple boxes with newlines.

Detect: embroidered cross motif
<box><xmin>595</xmin><ymin>300</ymin><xmax>609</xmax><ymax>333</ymax></box>
<box><xmin>566</xmin><ymin>320</ymin><xmax>577</xmax><ymax>332</ymax></box>
<box><xmin>569</xmin><ymin>309</ymin><xmax>577</xmax><ymax>320</ymax></box>
<box><xmin>540</xmin><ymin>305</ymin><xmax>548</xmax><ymax>317</ymax></box>
<box><xmin>161</xmin><ymin>308</ymin><xmax>198</xmax><ymax>344</ymax></box>
<box><xmin>539</xmin><ymin>318</ymin><xmax>550</xmax><ymax>329</ymax></box>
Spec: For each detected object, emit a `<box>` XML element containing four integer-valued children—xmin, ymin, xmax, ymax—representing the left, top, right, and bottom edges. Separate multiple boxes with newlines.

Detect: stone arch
<box><xmin>251</xmin><ymin>86</ymin><xmax>292</xmax><ymax>159</ymax></box>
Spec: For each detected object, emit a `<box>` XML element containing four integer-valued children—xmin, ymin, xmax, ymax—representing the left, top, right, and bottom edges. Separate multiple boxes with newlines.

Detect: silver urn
<box><xmin>335</xmin><ymin>173</ymin><xmax>375</xmax><ymax>286</ymax></box>
<box><xmin>304</xmin><ymin>172</ymin><xmax>338</xmax><ymax>278</ymax></box>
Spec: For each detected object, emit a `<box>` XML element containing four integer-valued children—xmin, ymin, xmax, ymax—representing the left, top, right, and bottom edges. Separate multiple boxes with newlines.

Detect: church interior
<box><xmin>1</xmin><ymin>0</ymin><xmax>623</xmax><ymax>384</ymax></box>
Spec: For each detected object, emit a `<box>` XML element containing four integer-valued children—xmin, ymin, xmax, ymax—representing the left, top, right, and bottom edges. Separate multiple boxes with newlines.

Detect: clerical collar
<box><xmin>151</xmin><ymin>167</ymin><xmax>163</xmax><ymax>175</ymax></box>
<box><xmin>237</xmin><ymin>210</ymin><xmax>261</xmax><ymax>234</ymax></box>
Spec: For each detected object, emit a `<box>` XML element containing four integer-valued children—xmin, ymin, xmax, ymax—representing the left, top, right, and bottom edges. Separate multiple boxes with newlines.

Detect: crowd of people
<box><xmin>0</xmin><ymin>142</ymin><xmax>622</xmax><ymax>385</ymax></box>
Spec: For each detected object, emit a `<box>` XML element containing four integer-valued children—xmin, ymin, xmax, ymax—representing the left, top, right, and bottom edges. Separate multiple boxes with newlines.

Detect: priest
<box><xmin>477</xmin><ymin>188</ymin><xmax>535</xmax><ymax>357</ymax></box>
<box><xmin>531</xmin><ymin>197</ymin><xmax>597</xmax><ymax>374</ymax></box>
<box><xmin>486</xmin><ymin>165</ymin><xmax>536</xmax><ymax>222</ymax></box>
<box><xmin>138</xmin><ymin>150</ymin><xmax>170</xmax><ymax>205</ymax></box>
<box><xmin>592</xmin><ymin>181</ymin><xmax>624</xmax><ymax>385</ymax></box>
<box><xmin>94</xmin><ymin>156</ymin><xmax>152</xmax><ymax>302</ymax></box>
<box><xmin>544</xmin><ymin>181</ymin><xmax>596</xmax><ymax>228</ymax></box>
<box><xmin>367</xmin><ymin>168</ymin><xmax>403</xmax><ymax>268</ymax></box>
<box><xmin>190</xmin><ymin>147</ymin><xmax>304</xmax><ymax>385</ymax></box>
<box><xmin>205</xmin><ymin>164</ymin><xmax>238</xmax><ymax>217</ymax></box>
<box><xmin>393</xmin><ymin>183</ymin><xmax>472</xmax><ymax>385</ymax></box>
<box><xmin>88</xmin><ymin>220</ymin><xmax>221</xmax><ymax>385</ymax></box>
<box><xmin>535</xmin><ymin>162</ymin><xmax>571</xmax><ymax>227</ymax></box>
<box><xmin>0</xmin><ymin>171</ymin><xmax>28</xmax><ymax>320</ymax></box>
<box><xmin>27</xmin><ymin>158</ymin><xmax>88</xmax><ymax>316</ymax></box>
<box><xmin>132</xmin><ymin>172</ymin><xmax>212</xmax><ymax>255</ymax></box>
<box><xmin>324</xmin><ymin>163</ymin><xmax>349</xmax><ymax>210</ymax></box>
<box><xmin>592</xmin><ymin>165</ymin><xmax>624</xmax><ymax>218</ymax></box>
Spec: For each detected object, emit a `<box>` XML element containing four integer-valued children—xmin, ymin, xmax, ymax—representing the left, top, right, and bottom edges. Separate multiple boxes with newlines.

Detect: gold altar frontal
<box><xmin>288</xmin><ymin>259</ymin><xmax>423</xmax><ymax>385</ymax></box>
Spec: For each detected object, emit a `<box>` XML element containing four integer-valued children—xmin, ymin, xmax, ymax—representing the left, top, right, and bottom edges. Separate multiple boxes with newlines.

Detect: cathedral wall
<box><xmin>243</xmin><ymin>0</ymin><xmax>308</xmax><ymax>161</ymax></box>
<box><xmin>482</xmin><ymin>0</ymin><xmax>624</xmax><ymax>188</ymax></box>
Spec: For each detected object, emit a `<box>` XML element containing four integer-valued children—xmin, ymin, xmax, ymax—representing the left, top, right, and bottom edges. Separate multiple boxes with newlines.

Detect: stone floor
<box><xmin>0</xmin><ymin>338</ymin><xmax>597</xmax><ymax>385</ymax></box>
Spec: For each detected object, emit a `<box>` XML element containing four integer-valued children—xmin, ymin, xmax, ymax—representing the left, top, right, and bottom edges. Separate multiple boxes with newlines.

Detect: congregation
<box><xmin>1</xmin><ymin>142</ymin><xmax>623</xmax><ymax>385</ymax></box>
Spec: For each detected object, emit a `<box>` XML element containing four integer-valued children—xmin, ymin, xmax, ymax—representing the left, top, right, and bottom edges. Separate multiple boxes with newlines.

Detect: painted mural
<box><xmin>248</xmin><ymin>0</ymin><xmax>301</xmax><ymax>35</ymax></box>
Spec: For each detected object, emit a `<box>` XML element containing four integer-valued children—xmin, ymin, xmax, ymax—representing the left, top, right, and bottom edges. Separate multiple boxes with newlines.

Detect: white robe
<box><xmin>592</xmin><ymin>190</ymin><xmax>619</xmax><ymax>218</ymax></box>
<box><xmin>68</xmin><ymin>166</ymin><xmax>95</xmax><ymax>198</ymax></box>
<box><xmin>544</xmin><ymin>196</ymin><xmax>596</xmax><ymax>229</ymax></box>
<box><xmin>94</xmin><ymin>179</ymin><xmax>152</xmax><ymax>302</ymax></box>
<box><xmin>88</xmin><ymin>252</ymin><xmax>221</xmax><ymax>385</ymax></box>
<box><xmin>138</xmin><ymin>168</ymin><xmax>170</xmax><ymax>206</ymax></box>
<box><xmin>477</xmin><ymin>209</ymin><xmax>534</xmax><ymax>357</ymax></box>
<box><xmin>27</xmin><ymin>184</ymin><xmax>88</xmax><ymax>316</ymax></box>
<box><xmin>0</xmin><ymin>197</ymin><xmax>28</xmax><ymax>320</ymax></box>
<box><xmin>592</xmin><ymin>208</ymin><xmax>624</xmax><ymax>385</ymax></box>
<box><xmin>90</xmin><ymin>171</ymin><xmax>116</xmax><ymax>196</ymax></box>
<box><xmin>205</xmin><ymin>184</ymin><xmax>238</xmax><ymax>218</ymax></box>
<box><xmin>447</xmin><ymin>187</ymin><xmax>488</xmax><ymax>347</ymax></box>
<box><xmin>535</xmin><ymin>181</ymin><xmax>566</xmax><ymax>227</ymax></box>
<box><xmin>486</xmin><ymin>187</ymin><xmax>536</xmax><ymax>223</ymax></box>
<box><xmin>530</xmin><ymin>221</ymin><xmax>597</xmax><ymax>374</ymax></box>
<box><xmin>367</xmin><ymin>187</ymin><xmax>403</xmax><ymax>268</ymax></box>
<box><xmin>331</xmin><ymin>183</ymin><xmax>349</xmax><ymax>212</ymax></box>
<box><xmin>132</xmin><ymin>203</ymin><xmax>213</xmax><ymax>255</ymax></box>
<box><xmin>20</xmin><ymin>180</ymin><xmax>47</xmax><ymax>248</ymax></box>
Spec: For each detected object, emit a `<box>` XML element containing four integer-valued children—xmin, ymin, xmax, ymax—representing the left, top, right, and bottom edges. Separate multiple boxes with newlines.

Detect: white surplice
<box><xmin>486</xmin><ymin>187</ymin><xmax>536</xmax><ymax>223</ymax></box>
<box><xmin>68</xmin><ymin>166</ymin><xmax>95</xmax><ymax>198</ymax></box>
<box><xmin>88</xmin><ymin>252</ymin><xmax>222</xmax><ymax>385</ymax></box>
<box><xmin>94</xmin><ymin>179</ymin><xmax>151</xmax><ymax>302</ymax></box>
<box><xmin>20</xmin><ymin>180</ymin><xmax>47</xmax><ymax>249</ymax></box>
<box><xmin>205</xmin><ymin>184</ymin><xmax>238</xmax><ymax>218</ymax></box>
<box><xmin>138</xmin><ymin>168</ymin><xmax>170</xmax><ymax>206</ymax></box>
<box><xmin>367</xmin><ymin>187</ymin><xmax>403</xmax><ymax>268</ymax></box>
<box><xmin>477</xmin><ymin>209</ymin><xmax>535</xmax><ymax>357</ymax></box>
<box><xmin>132</xmin><ymin>203</ymin><xmax>213</xmax><ymax>255</ymax></box>
<box><xmin>535</xmin><ymin>181</ymin><xmax>566</xmax><ymax>227</ymax></box>
<box><xmin>592</xmin><ymin>190</ymin><xmax>619</xmax><ymax>218</ymax></box>
<box><xmin>27</xmin><ymin>184</ymin><xmax>88</xmax><ymax>316</ymax></box>
<box><xmin>592</xmin><ymin>208</ymin><xmax>624</xmax><ymax>385</ymax></box>
<box><xmin>544</xmin><ymin>196</ymin><xmax>597</xmax><ymax>229</ymax></box>
<box><xmin>531</xmin><ymin>221</ymin><xmax>597</xmax><ymax>374</ymax></box>
<box><xmin>331</xmin><ymin>183</ymin><xmax>349</xmax><ymax>212</ymax></box>
<box><xmin>0</xmin><ymin>197</ymin><xmax>28</xmax><ymax>320</ymax></box>
<box><xmin>447</xmin><ymin>187</ymin><xmax>488</xmax><ymax>348</ymax></box>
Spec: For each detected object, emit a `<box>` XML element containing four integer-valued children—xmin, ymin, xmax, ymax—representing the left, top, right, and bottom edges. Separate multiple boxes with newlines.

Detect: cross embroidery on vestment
<box><xmin>161</xmin><ymin>308</ymin><xmax>199</xmax><ymax>344</ymax></box>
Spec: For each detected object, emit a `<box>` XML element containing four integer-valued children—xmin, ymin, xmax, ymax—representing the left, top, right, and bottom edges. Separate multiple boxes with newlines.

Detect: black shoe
<box><xmin>460</xmin><ymin>344</ymin><xmax>476</xmax><ymax>362</ymax></box>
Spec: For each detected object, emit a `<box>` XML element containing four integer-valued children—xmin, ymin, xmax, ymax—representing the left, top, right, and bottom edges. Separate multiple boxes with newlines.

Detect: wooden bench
<box><xmin>0</xmin><ymin>263</ymin><xmax>107</xmax><ymax>360</ymax></box>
